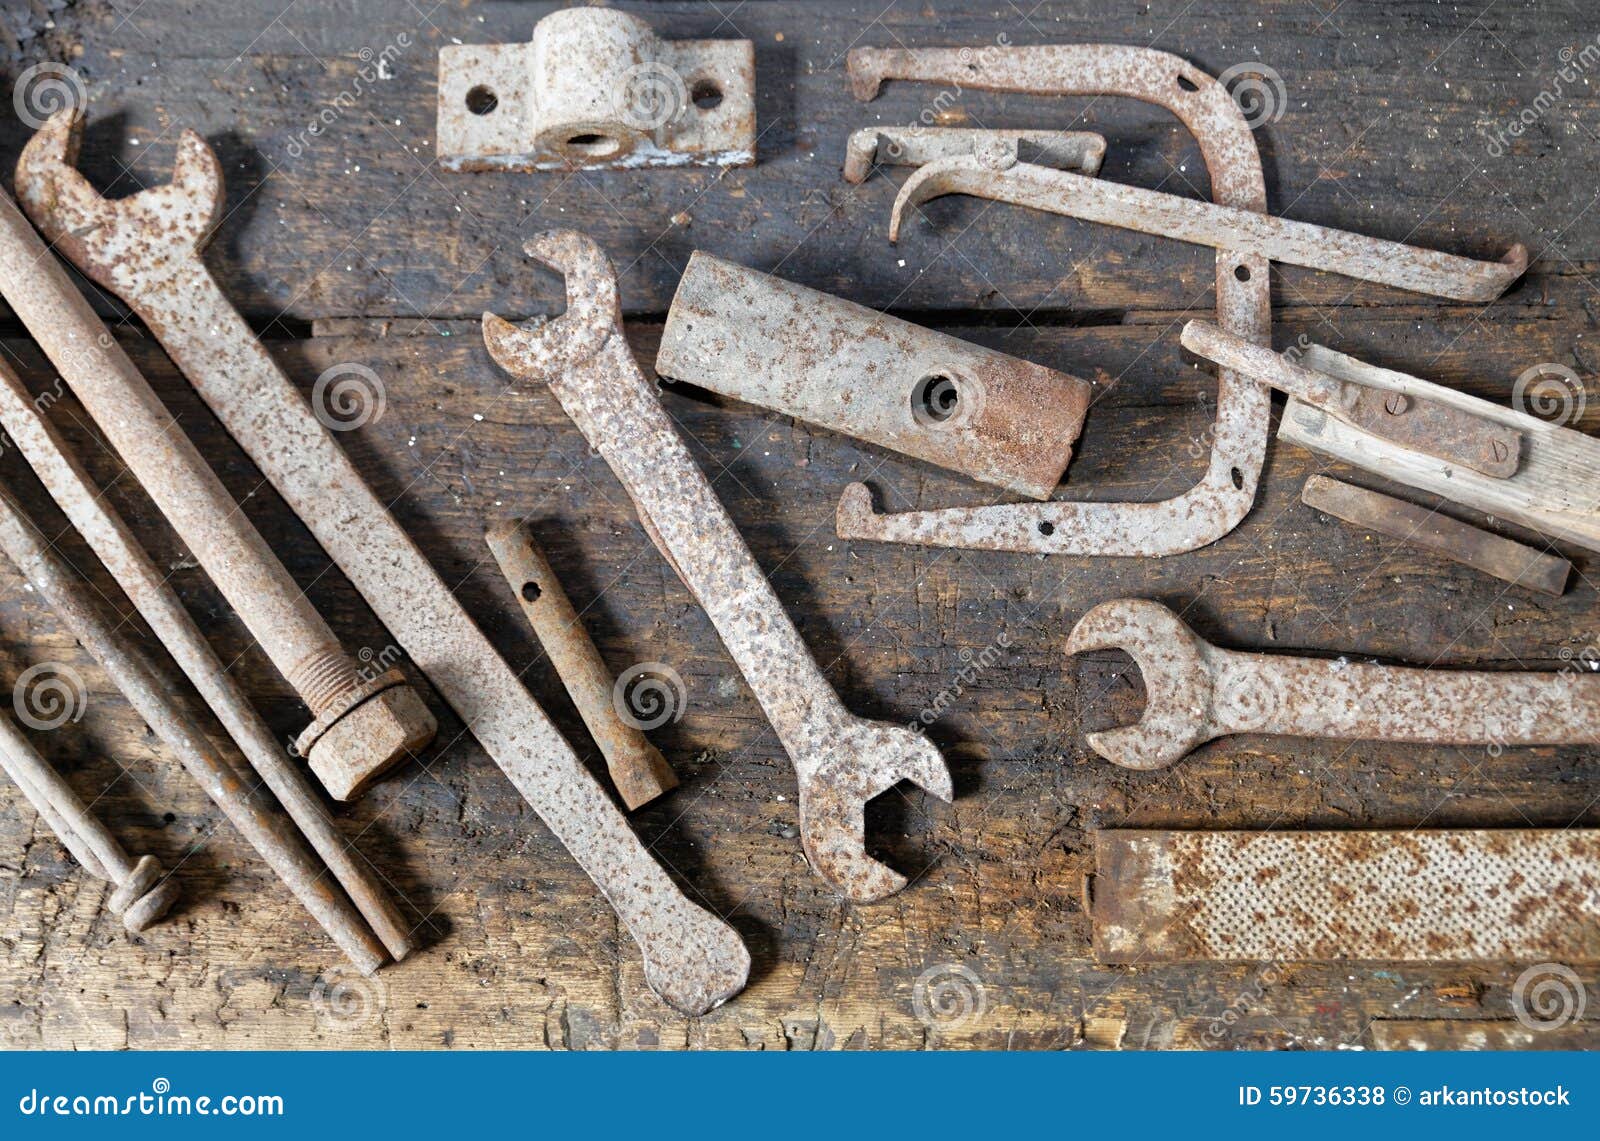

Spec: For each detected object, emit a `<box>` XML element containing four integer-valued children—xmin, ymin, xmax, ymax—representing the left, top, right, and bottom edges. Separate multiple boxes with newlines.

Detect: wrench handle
<box><xmin>1213</xmin><ymin>648</ymin><xmax>1600</xmax><ymax>746</ymax></box>
<box><xmin>553</xmin><ymin>338</ymin><xmax>854</xmax><ymax>774</ymax></box>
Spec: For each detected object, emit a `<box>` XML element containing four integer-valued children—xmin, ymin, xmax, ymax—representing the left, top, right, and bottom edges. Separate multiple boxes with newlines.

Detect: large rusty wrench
<box><xmin>484</xmin><ymin>232</ymin><xmax>953</xmax><ymax>904</ymax></box>
<box><xmin>1067</xmin><ymin>598</ymin><xmax>1600</xmax><ymax>771</ymax></box>
<box><xmin>16</xmin><ymin>112</ymin><xmax>747</xmax><ymax>1015</ymax></box>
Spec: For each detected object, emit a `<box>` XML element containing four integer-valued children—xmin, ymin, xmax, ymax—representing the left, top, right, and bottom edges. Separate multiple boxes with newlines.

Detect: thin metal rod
<box><xmin>0</xmin><ymin>484</ymin><xmax>388</xmax><ymax>973</ymax></box>
<box><xmin>0</xmin><ymin>355</ymin><xmax>412</xmax><ymax>959</ymax></box>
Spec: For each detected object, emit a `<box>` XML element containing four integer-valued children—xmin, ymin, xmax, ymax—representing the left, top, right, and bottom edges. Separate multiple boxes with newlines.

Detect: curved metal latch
<box><xmin>438</xmin><ymin>7</ymin><xmax>756</xmax><ymax>172</ymax></box>
<box><xmin>837</xmin><ymin>44</ymin><xmax>1273</xmax><ymax>556</ymax></box>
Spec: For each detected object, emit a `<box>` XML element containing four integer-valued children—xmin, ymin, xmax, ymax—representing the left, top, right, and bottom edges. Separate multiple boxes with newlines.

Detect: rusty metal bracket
<box><xmin>656</xmin><ymin>251</ymin><xmax>1092</xmax><ymax>500</ymax></box>
<box><xmin>484</xmin><ymin>231</ymin><xmax>953</xmax><ymax>904</ymax></box>
<box><xmin>1091</xmin><ymin>829</ymin><xmax>1600</xmax><ymax>963</ymax></box>
<box><xmin>837</xmin><ymin>44</ymin><xmax>1271</xmax><ymax>556</ymax></box>
<box><xmin>438</xmin><ymin>7</ymin><xmax>755</xmax><ymax>172</ymax></box>
<box><xmin>1181</xmin><ymin>320</ymin><xmax>1521</xmax><ymax>477</ymax></box>
<box><xmin>18</xmin><ymin>111</ymin><xmax>748</xmax><ymax>1015</ymax></box>
<box><xmin>842</xmin><ymin>126</ymin><xmax>1105</xmax><ymax>184</ymax></box>
<box><xmin>1067</xmin><ymin>597</ymin><xmax>1600</xmax><ymax>771</ymax></box>
<box><xmin>885</xmin><ymin>151</ymin><xmax>1526</xmax><ymax>302</ymax></box>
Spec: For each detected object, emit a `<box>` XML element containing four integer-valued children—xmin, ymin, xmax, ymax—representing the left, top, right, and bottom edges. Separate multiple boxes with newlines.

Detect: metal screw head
<box><xmin>1384</xmin><ymin>392</ymin><xmax>1410</xmax><ymax>416</ymax></box>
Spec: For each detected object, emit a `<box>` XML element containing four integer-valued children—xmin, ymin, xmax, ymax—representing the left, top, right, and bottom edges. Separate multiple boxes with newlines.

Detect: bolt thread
<box><xmin>287</xmin><ymin>646</ymin><xmax>366</xmax><ymax>715</ymax></box>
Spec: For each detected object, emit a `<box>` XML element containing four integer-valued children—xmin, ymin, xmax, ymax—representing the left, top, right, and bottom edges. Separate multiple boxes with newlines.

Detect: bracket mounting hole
<box><xmin>911</xmin><ymin>374</ymin><xmax>961</xmax><ymax>425</ymax></box>
<box><xmin>691</xmin><ymin>79</ymin><xmax>724</xmax><ymax>109</ymax></box>
<box><xmin>1037</xmin><ymin>520</ymin><xmax>1056</xmax><ymax>537</ymax></box>
<box><xmin>1234</xmin><ymin>264</ymin><xmax>1252</xmax><ymax>282</ymax></box>
<box><xmin>521</xmin><ymin>581</ymin><xmax>542</xmax><ymax>604</ymax></box>
<box><xmin>466</xmin><ymin>85</ymin><xmax>498</xmax><ymax>116</ymax></box>
<box><xmin>566</xmin><ymin>133</ymin><xmax>622</xmax><ymax>158</ymax></box>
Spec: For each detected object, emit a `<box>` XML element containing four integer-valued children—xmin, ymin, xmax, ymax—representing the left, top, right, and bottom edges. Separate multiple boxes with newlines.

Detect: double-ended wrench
<box><xmin>1068</xmin><ymin>598</ymin><xmax>1600</xmax><ymax>770</ymax></box>
<box><xmin>484</xmin><ymin>231</ymin><xmax>953</xmax><ymax>903</ymax></box>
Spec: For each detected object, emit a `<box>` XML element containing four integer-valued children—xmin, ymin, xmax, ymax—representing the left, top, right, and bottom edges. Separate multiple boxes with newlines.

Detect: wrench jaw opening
<box><xmin>1066</xmin><ymin>600</ymin><xmax>1214</xmax><ymax>771</ymax></box>
<box><xmin>481</xmin><ymin>232</ymin><xmax>620</xmax><ymax>381</ymax></box>
<box><xmin>17</xmin><ymin>108</ymin><xmax>224</xmax><ymax>295</ymax></box>
<box><xmin>796</xmin><ymin>716</ymin><xmax>954</xmax><ymax>904</ymax></box>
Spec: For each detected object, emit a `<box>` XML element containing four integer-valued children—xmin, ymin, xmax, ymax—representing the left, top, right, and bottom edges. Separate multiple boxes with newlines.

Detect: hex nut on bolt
<box><xmin>306</xmin><ymin>685</ymin><xmax>436</xmax><ymax>801</ymax></box>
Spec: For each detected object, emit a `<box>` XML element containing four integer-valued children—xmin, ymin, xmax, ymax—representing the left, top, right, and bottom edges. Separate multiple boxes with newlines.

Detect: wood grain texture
<box><xmin>1</xmin><ymin>0</ymin><xmax>1597</xmax><ymax>1051</ymax></box>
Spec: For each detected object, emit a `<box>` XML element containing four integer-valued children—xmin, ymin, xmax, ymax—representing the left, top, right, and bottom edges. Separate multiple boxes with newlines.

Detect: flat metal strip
<box><xmin>1091</xmin><ymin>829</ymin><xmax>1600</xmax><ymax>963</ymax></box>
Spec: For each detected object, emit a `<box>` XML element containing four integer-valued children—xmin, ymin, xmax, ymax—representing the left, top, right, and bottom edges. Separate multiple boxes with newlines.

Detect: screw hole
<box><xmin>1176</xmin><ymin>73</ymin><xmax>1200</xmax><ymax>92</ymax></box>
<box><xmin>691</xmin><ymin>79</ymin><xmax>723</xmax><ymax>110</ymax></box>
<box><xmin>521</xmin><ymin>581</ymin><xmax>542</xmax><ymax>603</ymax></box>
<box><xmin>163</xmin><ymin>812</ymin><xmax>177</xmax><ymax>824</ymax></box>
<box><xmin>465</xmin><ymin>85</ymin><xmax>498</xmax><ymax>115</ymax></box>
<box><xmin>911</xmin><ymin>374</ymin><xmax>960</xmax><ymax>424</ymax></box>
<box><xmin>1234</xmin><ymin>264</ymin><xmax>1251</xmax><ymax>282</ymax></box>
<box><xmin>1037</xmin><ymin>520</ymin><xmax>1055</xmax><ymax>536</ymax></box>
<box><xmin>1230</xmin><ymin>466</ymin><xmax>1244</xmax><ymax>489</ymax></box>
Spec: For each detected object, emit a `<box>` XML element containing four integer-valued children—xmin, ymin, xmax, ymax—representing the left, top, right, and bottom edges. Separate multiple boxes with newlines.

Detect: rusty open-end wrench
<box><xmin>484</xmin><ymin>232</ymin><xmax>953</xmax><ymax>903</ymax></box>
<box><xmin>1067</xmin><ymin>598</ymin><xmax>1600</xmax><ymax>771</ymax></box>
<box><xmin>15</xmin><ymin>111</ymin><xmax>747</xmax><ymax>1014</ymax></box>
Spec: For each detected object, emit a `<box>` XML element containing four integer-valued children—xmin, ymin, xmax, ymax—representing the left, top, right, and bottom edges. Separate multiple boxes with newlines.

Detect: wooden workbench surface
<box><xmin>1</xmin><ymin>0</ymin><xmax>1596</xmax><ymax>1050</ymax></box>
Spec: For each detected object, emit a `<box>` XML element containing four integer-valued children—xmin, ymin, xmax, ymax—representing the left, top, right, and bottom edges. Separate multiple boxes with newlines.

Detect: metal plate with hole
<box><xmin>656</xmin><ymin>251</ymin><xmax>1092</xmax><ymax>499</ymax></box>
<box><xmin>437</xmin><ymin>8</ymin><xmax>756</xmax><ymax>172</ymax></box>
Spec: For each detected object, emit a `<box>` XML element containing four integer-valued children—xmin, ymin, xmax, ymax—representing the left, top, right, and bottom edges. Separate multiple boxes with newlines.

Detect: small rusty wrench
<box><xmin>1067</xmin><ymin>598</ymin><xmax>1600</xmax><ymax>770</ymax></box>
<box><xmin>484</xmin><ymin>232</ymin><xmax>953</xmax><ymax>903</ymax></box>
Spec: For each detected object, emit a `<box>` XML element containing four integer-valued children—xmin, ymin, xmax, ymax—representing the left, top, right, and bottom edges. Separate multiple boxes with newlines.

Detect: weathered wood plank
<box><xmin>0</xmin><ymin>1</ymin><xmax>1588</xmax><ymax>321</ymax></box>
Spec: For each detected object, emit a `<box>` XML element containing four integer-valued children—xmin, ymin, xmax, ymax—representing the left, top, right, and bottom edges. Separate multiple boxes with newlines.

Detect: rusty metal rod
<box><xmin>0</xmin><ymin>181</ymin><xmax>432</xmax><ymax>803</ymax></box>
<box><xmin>12</xmin><ymin>115</ymin><xmax>750</xmax><ymax>1014</ymax></box>
<box><xmin>0</xmin><ymin>711</ymin><xmax>179</xmax><ymax>931</ymax></box>
<box><xmin>0</xmin><ymin>484</ymin><xmax>388</xmax><ymax>973</ymax></box>
<box><xmin>890</xmin><ymin>157</ymin><xmax>1527</xmax><ymax>302</ymax></box>
<box><xmin>0</xmin><ymin>355</ymin><xmax>412</xmax><ymax>959</ymax></box>
<box><xmin>485</xmin><ymin>520</ymin><xmax>676</xmax><ymax>810</ymax></box>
